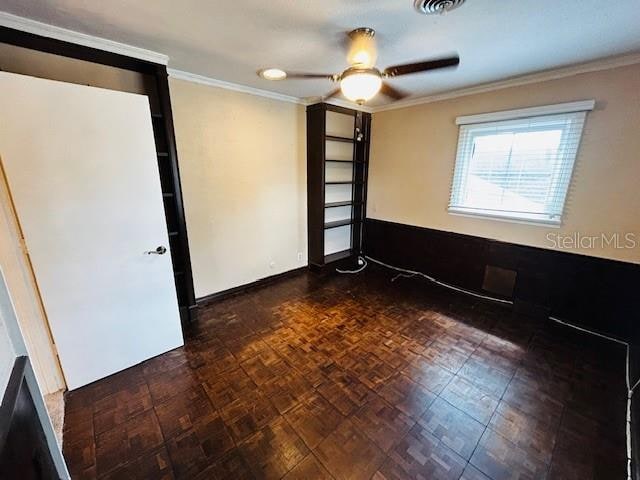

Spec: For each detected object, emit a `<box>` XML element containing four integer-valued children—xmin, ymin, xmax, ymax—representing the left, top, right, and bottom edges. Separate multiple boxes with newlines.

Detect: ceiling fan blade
<box><xmin>383</xmin><ymin>56</ymin><xmax>459</xmax><ymax>77</ymax></box>
<box><xmin>286</xmin><ymin>72</ymin><xmax>336</xmax><ymax>80</ymax></box>
<box><xmin>380</xmin><ymin>82</ymin><xmax>408</xmax><ymax>101</ymax></box>
<box><xmin>323</xmin><ymin>88</ymin><xmax>342</xmax><ymax>100</ymax></box>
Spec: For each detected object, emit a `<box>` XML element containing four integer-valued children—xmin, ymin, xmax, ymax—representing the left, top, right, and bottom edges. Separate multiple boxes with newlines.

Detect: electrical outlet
<box><xmin>297</xmin><ymin>252</ymin><xmax>303</xmax><ymax>261</ymax></box>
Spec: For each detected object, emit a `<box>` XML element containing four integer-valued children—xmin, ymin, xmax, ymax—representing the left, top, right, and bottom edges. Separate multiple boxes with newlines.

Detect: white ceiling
<box><xmin>2</xmin><ymin>0</ymin><xmax>640</xmax><ymax>106</ymax></box>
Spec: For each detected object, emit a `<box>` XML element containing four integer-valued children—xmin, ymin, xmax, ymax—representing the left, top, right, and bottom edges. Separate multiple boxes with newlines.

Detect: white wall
<box><xmin>170</xmin><ymin>79</ymin><xmax>307</xmax><ymax>298</ymax></box>
<box><xmin>368</xmin><ymin>63</ymin><xmax>640</xmax><ymax>264</ymax></box>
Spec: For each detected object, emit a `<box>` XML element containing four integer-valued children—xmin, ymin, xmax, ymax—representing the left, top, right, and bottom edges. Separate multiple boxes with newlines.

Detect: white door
<box><xmin>0</xmin><ymin>72</ymin><xmax>184</xmax><ymax>389</ymax></box>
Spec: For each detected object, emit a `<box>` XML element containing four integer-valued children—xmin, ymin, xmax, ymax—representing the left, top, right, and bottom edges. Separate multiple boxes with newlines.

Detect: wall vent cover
<box><xmin>482</xmin><ymin>265</ymin><xmax>517</xmax><ymax>298</ymax></box>
<box><xmin>414</xmin><ymin>0</ymin><xmax>466</xmax><ymax>14</ymax></box>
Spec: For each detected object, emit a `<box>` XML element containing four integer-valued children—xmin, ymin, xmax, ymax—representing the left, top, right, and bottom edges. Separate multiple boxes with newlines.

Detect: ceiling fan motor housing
<box><xmin>414</xmin><ymin>0</ymin><xmax>466</xmax><ymax>15</ymax></box>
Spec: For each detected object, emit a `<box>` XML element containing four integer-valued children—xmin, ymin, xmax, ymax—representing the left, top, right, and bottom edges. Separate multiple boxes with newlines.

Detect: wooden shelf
<box><xmin>324</xmin><ymin>249</ymin><xmax>352</xmax><ymax>263</ymax></box>
<box><xmin>157</xmin><ymin>152</ymin><xmax>169</xmax><ymax>157</ymax></box>
<box><xmin>324</xmin><ymin>219</ymin><xmax>353</xmax><ymax>229</ymax></box>
<box><xmin>151</xmin><ymin>112</ymin><xmax>163</xmax><ymax>118</ymax></box>
<box><xmin>162</xmin><ymin>192</ymin><xmax>174</xmax><ymax>198</ymax></box>
<box><xmin>307</xmin><ymin>103</ymin><xmax>371</xmax><ymax>269</ymax></box>
<box><xmin>326</xmin><ymin>135</ymin><xmax>353</xmax><ymax>143</ymax></box>
<box><xmin>168</xmin><ymin>231</ymin><xmax>179</xmax><ymax>237</ymax></box>
<box><xmin>325</xmin><ymin>201</ymin><xmax>358</xmax><ymax>208</ymax></box>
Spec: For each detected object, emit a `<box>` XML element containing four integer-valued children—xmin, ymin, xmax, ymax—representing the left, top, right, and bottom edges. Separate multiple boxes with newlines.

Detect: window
<box><xmin>449</xmin><ymin>101</ymin><xmax>593</xmax><ymax>225</ymax></box>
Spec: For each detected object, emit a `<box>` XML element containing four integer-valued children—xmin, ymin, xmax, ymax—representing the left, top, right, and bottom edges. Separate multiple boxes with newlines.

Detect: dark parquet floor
<box><xmin>62</xmin><ymin>265</ymin><xmax>627</xmax><ymax>479</ymax></box>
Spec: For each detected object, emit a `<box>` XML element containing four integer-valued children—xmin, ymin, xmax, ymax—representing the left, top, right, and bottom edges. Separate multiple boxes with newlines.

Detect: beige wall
<box><xmin>368</xmin><ymin>63</ymin><xmax>640</xmax><ymax>264</ymax></box>
<box><xmin>170</xmin><ymin>79</ymin><xmax>307</xmax><ymax>298</ymax></box>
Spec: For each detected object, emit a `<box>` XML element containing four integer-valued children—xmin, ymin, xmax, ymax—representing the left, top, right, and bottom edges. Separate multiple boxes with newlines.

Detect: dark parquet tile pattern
<box><xmin>63</xmin><ymin>266</ymin><xmax>627</xmax><ymax>479</ymax></box>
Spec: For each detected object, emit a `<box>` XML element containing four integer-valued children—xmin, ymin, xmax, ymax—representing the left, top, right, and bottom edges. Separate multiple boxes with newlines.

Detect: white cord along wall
<box><xmin>337</xmin><ymin>254</ymin><xmax>638</xmax><ymax>479</ymax></box>
<box><xmin>548</xmin><ymin>316</ymin><xmax>638</xmax><ymax>480</ymax></box>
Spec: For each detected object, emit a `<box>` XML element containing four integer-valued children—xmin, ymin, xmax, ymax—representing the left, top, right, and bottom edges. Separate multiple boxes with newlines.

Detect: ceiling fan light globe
<box><xmin>340</xmin><ymin>70</ymin><xmax>382</xmax><ymax>103</ymax></box>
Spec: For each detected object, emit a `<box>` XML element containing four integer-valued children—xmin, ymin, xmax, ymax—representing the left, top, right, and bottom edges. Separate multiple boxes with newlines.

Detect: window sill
<box><xmin>447</xmin><ymin>207</ymin><xmax>562</xmax><ymax>228</ymax></box>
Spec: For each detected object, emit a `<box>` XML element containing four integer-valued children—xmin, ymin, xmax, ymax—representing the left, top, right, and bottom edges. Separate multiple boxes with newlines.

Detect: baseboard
<box><xmin>195</xmin><ymin>266</ymin><xmax>309</xmax><ymax>306</ymax></box>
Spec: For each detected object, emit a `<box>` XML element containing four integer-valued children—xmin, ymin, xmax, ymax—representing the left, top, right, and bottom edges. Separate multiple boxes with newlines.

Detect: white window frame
<box><xmin>449</xmin><ymin>100</ymin><xmax>594</xmax><ymax>226</ymax></box>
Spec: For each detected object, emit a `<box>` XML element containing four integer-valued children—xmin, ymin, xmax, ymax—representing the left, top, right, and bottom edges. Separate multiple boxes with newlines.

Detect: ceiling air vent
<box><xmin>414</xmin><ymin>0</ymin><xmax>466</xmax><ymax>14</ymax></box>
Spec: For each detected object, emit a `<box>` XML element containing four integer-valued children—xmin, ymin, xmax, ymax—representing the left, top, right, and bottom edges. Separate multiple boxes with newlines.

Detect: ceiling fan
<box><xmin>257</xmin><ymin>27</ymin><xmax>459</xmax><ymax>104</ymax></box>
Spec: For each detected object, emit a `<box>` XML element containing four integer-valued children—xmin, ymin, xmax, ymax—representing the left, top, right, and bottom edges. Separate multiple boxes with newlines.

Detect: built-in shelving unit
<box><xmin>307</xmin><ymin>103</ymin><xmax>371</xmax><ymax>268</ymax></box>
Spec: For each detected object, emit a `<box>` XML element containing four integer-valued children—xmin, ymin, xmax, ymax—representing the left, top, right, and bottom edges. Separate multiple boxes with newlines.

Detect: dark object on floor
<box><xmin>0</xmin><ymin>357</ymin><xmax>59</xmax><ymax>480</ymax></box>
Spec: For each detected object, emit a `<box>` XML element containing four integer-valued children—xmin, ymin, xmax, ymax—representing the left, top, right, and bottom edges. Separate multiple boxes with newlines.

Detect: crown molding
<box><xmin>0</xmin><ymin>12</ymin><xmax>168</xmax><ymax>65</ymax></box>
<box><xmin>168</xmin><ymin>68</ymin><xmax>303</xmax><ymax>104</ymax></box>
<box><xmin>372</xmin><ymin>52</ymin><xmax>640</xmax><ymax>113</ymax></box>
<box><xmin>168</xmin><ymin>68</ymin><xmax>375</xmax><ymax>112</ymax></box>
<box><xmin>172</xmin><ymin>51</ymin><xmax>636</xmax><ymax>113</ymax></box>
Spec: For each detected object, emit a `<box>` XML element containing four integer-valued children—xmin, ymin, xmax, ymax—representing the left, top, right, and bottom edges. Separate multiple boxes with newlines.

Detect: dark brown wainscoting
<box><xmin>0</xmin><ymin>356</ymin><xmax>58</xmax><ymax>479</ymax></box>
<box><xmin>364</xmin><ymin>218</ymin><xmax>640</xmax><ymax>344</ymax></box>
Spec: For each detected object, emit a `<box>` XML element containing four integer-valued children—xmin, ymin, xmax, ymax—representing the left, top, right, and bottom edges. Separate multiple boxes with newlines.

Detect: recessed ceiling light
<box><xmin>258</xmin><ymin>68</ymin><xmax>287</xmax><ymax>80</ymax></box>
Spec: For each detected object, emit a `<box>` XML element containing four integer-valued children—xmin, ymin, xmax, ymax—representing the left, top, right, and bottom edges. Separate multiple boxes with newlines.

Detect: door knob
<box><xmin>145</xmin><ymin>246</ymin><xmax>167</xmax><ymax>255</ymax></box>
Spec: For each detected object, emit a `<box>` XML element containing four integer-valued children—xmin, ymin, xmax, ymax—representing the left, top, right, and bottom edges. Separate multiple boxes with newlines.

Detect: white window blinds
<box><xmin>449</xmin><ymin>102</ymin><xmax>593</xmax><ymax>225</ymax></box>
